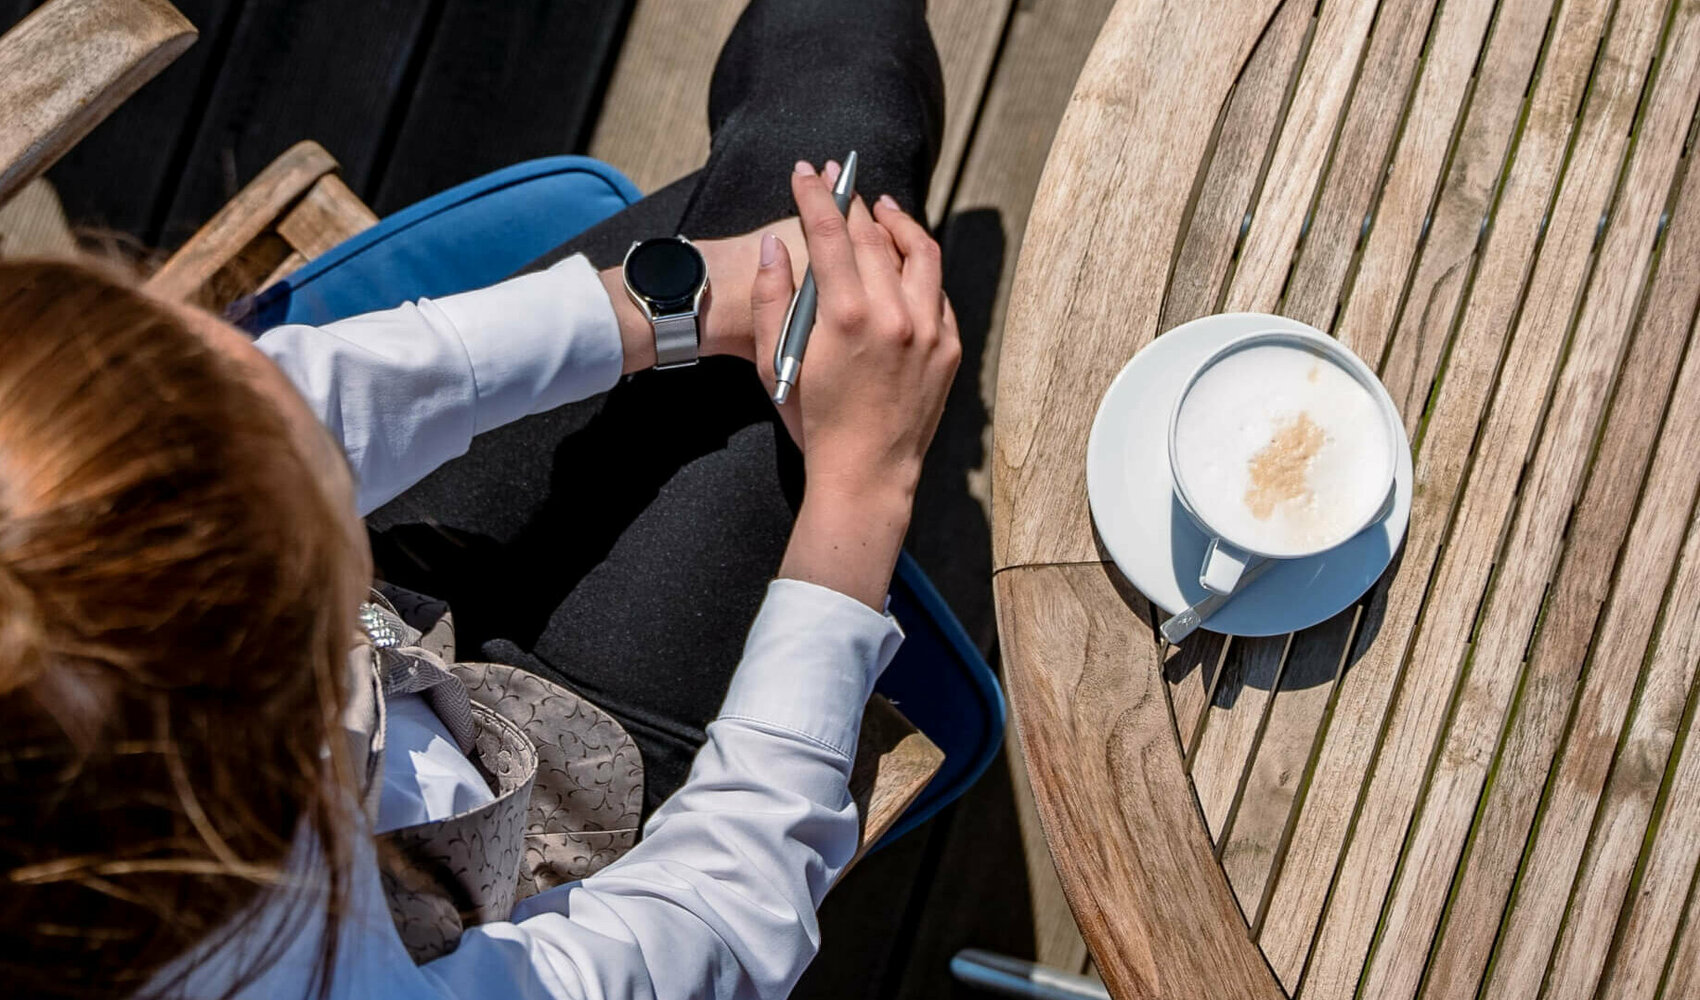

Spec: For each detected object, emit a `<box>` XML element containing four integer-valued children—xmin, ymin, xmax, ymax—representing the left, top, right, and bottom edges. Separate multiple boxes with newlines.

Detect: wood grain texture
<box><xmin>1298</xmin><ymin>2</ymin><xmax>1672</xmax><ymax>994</ymax></box>
<box><xmin>1218</xmin><ymin>607</ymin><xmax>1356</xmax><ymax>921</ymax></box>
<box><xmin>1351</xmin><ymin>6</ymin><xmax>1698</xmax><ymax>997</ymax></box>
<box><xmin>1418</xmin><ymin>74</ymin><xmax>1700</xmax><ymax>1000</ymax></box>
<box><xmin>1278</xmin><ymin>0</ymin><xmax>1442</xmax><ymax>326</ymax></box>
<box><xmin>35</xmin><ymin>0</ymin><xmax>239</xmax><ymax>241</ymax></box>
<box><xmin>1220</xmin><ymin>0</ymin><xmax>1379</xmax><ymax>313</ymax></box>
<box><xmin>1479</xmin><ymin>301</ymin><xmax>1700</xmax><ymax>1000</ymax></box>
<box><xmin>1333</xmin><ymin>0</ymin><xmax>1504</xmax><ymax>366</ymax></box>
<box><xmin>1158</xmin><ymin>0</ymin><xmax>1314</xmax><ymax>332</ymax></box>
<box><xmin>1373</xmin><ymin>0</ymin><xmax>1558</xmax><ymax>425</ymax></box>
<box><xmin>994</xmin><ymin>563</ymin><xmax>1282</xmax><ymax>1000</ymax></box>
<box><xmin>274</xmin><ymin>173</ymin><xmax>378</xmax><ymax>261</ymax></box>
<box><xmin>1189</xmin><ymin>634</ymin><xmax>1290</xmax><ymax>842</ymax></box>
<box><xmin>919</xmin><ymin>0</ymin><xmax>1012</xmax><ymax>225</ymax></box>
<box><xmin>0</xmin><ymin>177</ymin><xmax>75</xmax><ymax>258</ymax></box>
<box><xmin>1656</xmin><ymin>846</ymin><xmax>1700</xmax><ymax>999</ymax></box>
<box><xmin>1542</xmin><ymin>491</ymin><xmax>1700</xmax><ymax>1000</ymax></box>
<box><xmin>992</xmin><ymin>0</ymin><xmax>1280</xmax><ymax>571</ymax></box>
<box><xmin>1155</xmin><ymin>0</ymin><xmax>1312</xmax><ymax>734</ymax></box>
<box><xmin>1595</xmin><ymin>610</ymin><xmax>1700</xmax><ymax>1000</ymax></box>
<box><xmin>1257</xmin><ymin>0</ymin><xmax>1618</xmax><ymax>985</ymax></box>
<box><xmin>587</xmin><ymin>0</ymin><xmax>1011</xmax><ymax>220</ymax></box>
<box><xmin>146</xmin><ymin>139</ymin><xmax>339</xmax><ymax>303</ymax></box>
<box><xmin>0</xmin><ymin>0</ymin><xmax>195</xmax><ymax>205</ymax></box>
<box><xmin>847</xmin><ymin>694</ymin><xmax>945</xmax><ymax>869</ymax></box>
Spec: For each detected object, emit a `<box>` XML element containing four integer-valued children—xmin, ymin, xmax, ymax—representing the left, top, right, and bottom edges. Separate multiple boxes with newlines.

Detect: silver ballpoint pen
<box><xmin>773</xmin><ymin>150</ymin><xmax>857</xmax><ymax>405</ymax></box>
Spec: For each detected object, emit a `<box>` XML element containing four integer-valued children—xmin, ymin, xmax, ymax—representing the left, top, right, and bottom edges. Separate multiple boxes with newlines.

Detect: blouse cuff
<box><xmin>718</xmin><ymin>579</ymin><xmax>905</xmax><ymax>760</ymax></box>
<box><xmin>431</xmin><ymin>254</ymin><xmax>625</xmax><ymax>433</ymax></box>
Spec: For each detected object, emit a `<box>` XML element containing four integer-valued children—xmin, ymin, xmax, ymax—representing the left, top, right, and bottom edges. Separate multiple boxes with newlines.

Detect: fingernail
<box><xmin>824</xmin><ymin>160</ymin><xmax>842</xmax><ymax>184</ymax></box>
<box><xmin>877</xmin><ymin>194</ymin><xmax>901</xmax><ymax>212</ymax></box>
<box><xmin>794</xmin><ymin>160</ymin><xmax>815</xmax><ymax>176</ymax></box>
<box><xmin>760</xmin><ymin>233</ymin><xmax>780</xmax><ymax>267</ymax></box>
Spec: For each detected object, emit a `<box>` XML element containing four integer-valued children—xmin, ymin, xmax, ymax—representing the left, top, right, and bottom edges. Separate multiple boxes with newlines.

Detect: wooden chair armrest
<box><xmin>0</xmin><ymin>0</ymin><xmax>195</xmax><ymax>206</ymax></box>
<box><xmin>145</xmin><ymin>140</ymin><xmax>344</xmax><ymax>305</ymax></box>
<box><xmin>847</xmin><ymin>694</ymin><xmax>945</xmax><ymax>871</ymax></box>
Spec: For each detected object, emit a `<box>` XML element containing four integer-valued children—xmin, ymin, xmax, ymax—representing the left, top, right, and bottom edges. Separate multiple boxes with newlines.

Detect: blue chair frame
<box><xmin>241</xmin><ymin>155</ymin><xmax>1004</xmax><ymax>849</ymax></box>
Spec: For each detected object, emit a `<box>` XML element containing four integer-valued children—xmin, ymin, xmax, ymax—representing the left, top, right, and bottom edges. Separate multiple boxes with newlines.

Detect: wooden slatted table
<box><xmin>990</xmin><ymin>0</ymin><xmax>1700</xmax><ymax>997</ymax></box>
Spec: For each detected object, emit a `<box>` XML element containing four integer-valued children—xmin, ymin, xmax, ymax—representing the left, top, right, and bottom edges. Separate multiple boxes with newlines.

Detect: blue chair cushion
<box><xmin>243</xmin><ymin>155</ymin><xmax>1004</xmax><ymax>849</ymax></box>
<box><xmin>245</xmin><ymin>156</ymin><xmax>643</xmax><ymax>331</ymax></box>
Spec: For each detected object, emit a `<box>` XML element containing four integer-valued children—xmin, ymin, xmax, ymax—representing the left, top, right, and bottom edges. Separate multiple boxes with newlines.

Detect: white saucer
<box><xmin>1085</xmin><ymin>313</ymin><xmax>1413</xmax><ymax>637</ymax></box>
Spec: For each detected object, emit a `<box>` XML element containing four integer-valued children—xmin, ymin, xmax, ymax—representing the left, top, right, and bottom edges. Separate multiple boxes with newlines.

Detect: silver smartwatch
<box><xmin>622</xmin><ymin>236</ymin><xmax>709</xmax><ymax>369</ymax></box>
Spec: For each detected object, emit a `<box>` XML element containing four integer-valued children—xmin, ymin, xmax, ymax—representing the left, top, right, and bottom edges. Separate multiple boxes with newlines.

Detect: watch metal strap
<box><xmin>652</xmin><ymin>312</ymin><xmax>700</xmax><ymax>369</ymax></box>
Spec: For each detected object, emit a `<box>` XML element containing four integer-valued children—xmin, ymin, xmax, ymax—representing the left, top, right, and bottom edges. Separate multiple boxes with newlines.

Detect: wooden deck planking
<box><xmin>1356</xmin><ymin>3</ymin><xmax>1699</xmax><ymax>996</ymax></box>
<box><xmin>1419</xmin><ymin>69</ymin><xmax>1700</xmax><ymax>1000</ymax></box>
<box><xmin>1256</xmin><ymin>0</ymin><xmax>1618</xmax><ymax>985</ymax></box>
<box><xmin>586</xmin><ymin>0</ymin><xmax>1011</xmax><ymax>225</ymax></box>
<box><xmin>369</xmin><ymin>0</ymin><xmax>631</xmax><ymax>215</ymax></box>
<box><xmin>156</xmin><ymin>0</ymin><xmax>439</xmax><ymax>245</ymax></box>
<box><xmin>1296</xmin><ymin>1</ymin><xmax>1674</xmax><ymax>994</ymax></box>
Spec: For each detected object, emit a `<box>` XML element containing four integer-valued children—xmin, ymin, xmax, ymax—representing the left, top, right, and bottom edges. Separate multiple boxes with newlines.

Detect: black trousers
<box><xmin>366</xmin><ymin>0</ymin><xmax>945</xmax><ymax>814</ymax></box>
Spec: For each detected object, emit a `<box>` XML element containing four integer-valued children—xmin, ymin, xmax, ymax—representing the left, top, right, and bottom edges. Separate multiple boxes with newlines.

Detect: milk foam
<box><xmin>1173</xmin><ymin>342</ymin><xmax>1393</xmax><ymax>556</ymax></box>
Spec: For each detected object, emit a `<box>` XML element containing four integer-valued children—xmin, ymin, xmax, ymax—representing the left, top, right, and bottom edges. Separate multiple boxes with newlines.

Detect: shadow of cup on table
<box><xmin>1089</xmin><ymin>497</ymin><xmax>1397</xmax><ymax>706</ymax></box>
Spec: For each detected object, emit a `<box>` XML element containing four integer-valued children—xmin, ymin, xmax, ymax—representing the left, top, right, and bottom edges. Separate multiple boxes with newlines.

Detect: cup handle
<box><xmin>1201</xmin><ymin>538</ymin><xmax>1253</xmax><ymax>595</ymax></box>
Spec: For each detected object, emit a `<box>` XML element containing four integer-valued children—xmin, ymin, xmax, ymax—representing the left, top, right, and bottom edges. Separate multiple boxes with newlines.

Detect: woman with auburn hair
<box><xmin>1</xmin><ymin>4</ymin><xmax>957</xmax><ymax>997</ymax></box>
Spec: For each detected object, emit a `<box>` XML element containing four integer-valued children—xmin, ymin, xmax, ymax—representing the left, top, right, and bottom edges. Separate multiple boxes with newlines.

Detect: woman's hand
<box><xmin>750</xmin><ymin>162</ymin><xmax>961</xmax><ymax>609</ymax></box>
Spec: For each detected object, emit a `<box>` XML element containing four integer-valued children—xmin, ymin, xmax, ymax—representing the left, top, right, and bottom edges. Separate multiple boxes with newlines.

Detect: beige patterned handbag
<box><xmin>347</xmin><ymin>586</ymin><xmax>645</xmax><ymax>962</ymax></box>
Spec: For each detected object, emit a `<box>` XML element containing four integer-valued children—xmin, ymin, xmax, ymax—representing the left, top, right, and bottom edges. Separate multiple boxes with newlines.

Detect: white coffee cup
<box><xmin>1167</xmin><ymin>330</ymin><xmax>1402</xmax><ymax>596</ymax></box>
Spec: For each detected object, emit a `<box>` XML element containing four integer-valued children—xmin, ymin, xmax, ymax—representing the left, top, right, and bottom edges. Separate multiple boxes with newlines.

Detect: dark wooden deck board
<box><xmin>370</xmin><ymin>0</ymin><xmax>632</xmax><ymax>215</ymax></box>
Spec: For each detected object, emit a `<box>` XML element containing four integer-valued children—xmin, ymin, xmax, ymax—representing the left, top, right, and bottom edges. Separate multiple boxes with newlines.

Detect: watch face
<box><xmin>625</xmin><ymin>238</ymin><xmax>706</xmax><ymax>310</ymax></box>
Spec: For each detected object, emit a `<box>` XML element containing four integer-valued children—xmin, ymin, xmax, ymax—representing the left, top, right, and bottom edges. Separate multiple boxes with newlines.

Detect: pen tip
<box><xmin>773</xmin><ymin>382</ymin><xmax>791</xmax><ymax>405</ymax></box>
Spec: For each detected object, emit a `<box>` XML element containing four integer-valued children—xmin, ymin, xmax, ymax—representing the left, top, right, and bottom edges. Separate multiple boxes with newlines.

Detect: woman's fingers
<box><xmin>750</xmin><ymin>233</ymin><xmax>803</xmax><ymax>442</ymax></box>
<box><xmin>872</xmin><ymin>195</ymin><xmax>943</xmax><ymax>302</ymax></box>
<box><xmin>791</xmin><ymin>163</ymin><xmax>859</xmax><ymax>293</ymax></box>
<box><xmin>846</xmin><ymin>194</ymin><xmax>906</xmax><ymax>326</ymax></box>
<box><xmin>872</xmin><ymin>194</ymin><xmax>946</xmax><ymax>340</ymax></box>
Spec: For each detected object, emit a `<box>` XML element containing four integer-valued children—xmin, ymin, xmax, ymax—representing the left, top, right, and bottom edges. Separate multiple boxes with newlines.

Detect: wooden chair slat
<box><xmin>995</xmin><ymin>563</ymin><xmax>1284</xmax><ymax>999</ymax></box>
<box><xmin>847</xmin><ymin>696</ymin><xmax>945</xmax><ymax>871</ymax></box>
<box><xmin>145</xmin><ymin>139</ymin><xmax>338</xmax><ymax>304</ymax></box>
<box><xmin>274</xmin><ymin>174</ymin><xmax>378</xmax><ymax>263</ymax></box>
<box><xmin>0</xmin><ymin>0</ymin><xmax>195</xmax><ymax>206</ymax></box>
<box><xmin>1251</xmin><ymin>0</ymin><xmax>1618</xmax><ymax>986</ymax></box>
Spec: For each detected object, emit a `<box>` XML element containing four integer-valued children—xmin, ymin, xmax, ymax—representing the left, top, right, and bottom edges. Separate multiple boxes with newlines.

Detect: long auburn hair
<box><xmin>0</xmin><ymin>258</ymin><xmax>370</xmax><ymax>998</ymax></box>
